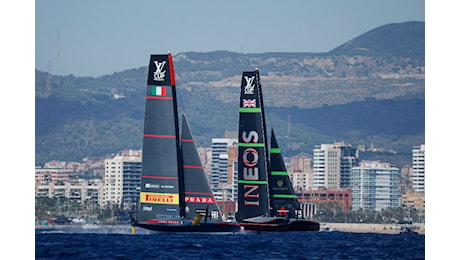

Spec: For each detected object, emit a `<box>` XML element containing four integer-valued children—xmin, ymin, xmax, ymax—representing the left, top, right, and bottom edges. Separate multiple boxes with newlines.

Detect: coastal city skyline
<box><xmin>35</xmin><ymin>140</ymin><xmax>425</xmax><ymax>219</ymax></box>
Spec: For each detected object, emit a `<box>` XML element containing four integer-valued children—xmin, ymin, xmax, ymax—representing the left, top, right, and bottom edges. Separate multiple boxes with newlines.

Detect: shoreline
<box><xmin>321</xmin><ymin>222</ymin><xmax>425</xmax><ymax>234</ymax></box>
<box><xmin>36</xmin><ymin>222</ymin><xmax>425</xmax><ymax>235</ymax></box>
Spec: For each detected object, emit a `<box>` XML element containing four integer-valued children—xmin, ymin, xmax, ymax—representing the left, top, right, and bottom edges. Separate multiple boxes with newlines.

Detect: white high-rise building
<box><xmin>412</xmin><ymin>144</ymin><xmax>425</xmax><ymax>193</ymax></box>
<box><xmin>103</xmin><ymin>152</ymin><xmax>142</xmax><ymax>208</ymax></box>
<box><xmin>210</xmin><ymin>138</ymin><xmax>237</xmax><ymax>201</ymax></box>
<box><xmin>313</xmin><ymin>142</ymin><xmax>359</xmax><ymax>190</ymax></box>
<box><xmin>210</xmin><ymin>138</ymin><xmax>237</xmax><ymax>187</ymax></box>
<box><xmin>351</xmin><ymin>161</ymin><xmax>400</xmax><ymax>211</ymax></box>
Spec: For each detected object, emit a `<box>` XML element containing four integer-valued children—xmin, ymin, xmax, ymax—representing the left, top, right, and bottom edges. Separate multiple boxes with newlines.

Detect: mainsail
<box><xmin>268</xmin><ymin>129</ymin><xmax>300</xmax><ymax>218</ymax></box>
<box><xmin>235</xmin><ymin>70</ymin><xmax>270</xmax><ymax>221</ymax></box>
<box><xmin>235</xmin><ymin>69</ymin><xmax>319</xmax><ymax>231</ymax></box>
<box><xmin>134</xmin><ymin>53</ymin><xmax>240</xmax><ymax>233</ymax></box>
<box><xmin>181</xmin><ymin>114</ymin><xmax>223</xmax><ymax>222</ymax></box>
<box><xmin>137</xmin><ymin>53</ymin><xmax>184</xmax><ymax>223</ymax></box>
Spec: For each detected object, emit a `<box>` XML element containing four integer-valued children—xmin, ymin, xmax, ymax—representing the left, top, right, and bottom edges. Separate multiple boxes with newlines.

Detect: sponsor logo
<box><xmin>145</xmin><ymin>183</ymin><xmax>174</xmax><ymax>189</ymax></box>
<box><xmin>277</xmin><ymin>180</ymin><xmax>283</xmax><ymax>187</ymax></box>
<box><xmin>243</xmin><ymin>185</ymin><xmax>260</xmax><ymax>206</ymax></box>
<box><xmin>195</xmin><ymin>209</ymin><xmax>207</xmax><ymax>213</ymax></box>
<box><xmin>244</xmin><ymin>76</ymin><xmax>255</xmax><ymax>94</ymax></box>
<box><xmin>165</xmin><ymin>208</ymin><xmax>178</xmax><ymax>212</ymax></box>
<box><xmin>140</xmin><ymin>192</ymin><xmax>179</xmax><ymax>204</ymax></box>
<box><xmin>145</xmin><ymin>219</ymin><xmax>182</xmax><ymax>224</ymax></box>
<box><xmin>142</xmin><ymin>206</ymin><xmax>153</xmax><ymax>211</ymax></box>
<box><xmin>242</xmin><ymin>148</ymin><xmax>259</xmax><ymax>168</ymax></box>
<box><xmin>153</xmin><ymin>61</ymin><xmax>166</xmax><ymax>81</ymax></box>
<box><xmin>185</xmin><ymin>196</ymin><xmax>216</xmax><ymax>203</ymax></box>
<box><xmin>273</xmin><ymin>178</ymin><xmax>288</xmax><ymax>191</ymax></box>
<box><xmin>243</xmin><ymin>99</ymin><xmax>256</xmax><ymax>108</ymax></box>
<box><xmin>277</xmin><ymin>207</ymin><xmax>289</xmax><ymax>216</ymax></box>
<box><xmin>241</xmin><ymin>130</ymin><xmax>261</xmax><ymax>206</ymax></box>
<box><xmin>211</xmin><ymin>210</ymin><xmax>219</xmax><ymax>219</ymax></box>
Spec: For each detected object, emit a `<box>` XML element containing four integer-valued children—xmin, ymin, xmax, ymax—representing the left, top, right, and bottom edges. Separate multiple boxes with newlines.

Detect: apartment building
<box><xmin>351</xmin><ymin>161</ymin><xmax>400</xmax><ymax>211</ymax></box>
<box><xmin>313</xmin><ymin>142</ymin><xmax>359</xmax><ymax>190</ymax></box>
<box><xmin>35</xmin><ymin>179</ymin><xmax>104</xmax><ymax>205</ymax></box>
<box><xmin>102</xmin><ymin>152</ymin><xmax>142</xmax><ymax>208</ymax></box>
<box><xmin>210</xmin><ymin>138</ymin><xmax>237</xmax><ymax>201</ymax></box>
<box><xmin>35</xmin><ymin>168</ymin><xmax>71</xmax><ymax>184</ymax></box>
<box><xmin>412</xmin><ymin>144</ymin><xmax>425</xmax><ymax>193</ymax></box>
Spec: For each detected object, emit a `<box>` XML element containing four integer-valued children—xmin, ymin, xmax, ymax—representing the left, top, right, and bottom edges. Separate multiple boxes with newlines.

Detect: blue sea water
<box><xmin>35</xmin><ymin>227</ymin><xmax>425</xmax><ymax>259</ymax></box>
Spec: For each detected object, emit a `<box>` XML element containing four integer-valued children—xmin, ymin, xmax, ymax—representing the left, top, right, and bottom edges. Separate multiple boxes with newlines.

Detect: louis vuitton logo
<box><xmin>244</xmin><ymin>76</ymin><xmax>255</xmax><ymax>94</ymax></box>
<box><xmin>153</xmin><ymin>61</ymin><xmax>166</xmax><ymax>81</ymax></box>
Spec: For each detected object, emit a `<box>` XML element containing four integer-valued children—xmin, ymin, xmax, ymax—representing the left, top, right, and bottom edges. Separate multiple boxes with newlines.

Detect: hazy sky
<box><xmin>36</xmin><ymin>0</ymin><xmax>424</xmax><ymax>77</ymax></box>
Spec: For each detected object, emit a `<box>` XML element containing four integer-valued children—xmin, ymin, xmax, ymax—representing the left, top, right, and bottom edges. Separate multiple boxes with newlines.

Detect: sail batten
<box><xmin>238</xmin><ymin>143</ymin><xmax>265</xmax><ymax>147</ymax></box>
<box><xmin>237</xmin><ymin>180</ymin><xmax>268</xmax><ymax>184</ymax></box>
<box><xmin>239</xmin><ymin>107</ymin><xmax>262</xmax><ymax>113</ymax></box>
<box><xmin>271</xmin><ymin>171</ymin><xmax>289</xmax><ymax>176</ymax></box>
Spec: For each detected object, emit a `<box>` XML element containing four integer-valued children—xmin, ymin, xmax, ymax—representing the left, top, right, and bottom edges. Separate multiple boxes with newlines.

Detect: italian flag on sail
<box><xmin>151</xmin><ymin>86</ymin><xmax>167</xmax><ymax>96</ymax></box>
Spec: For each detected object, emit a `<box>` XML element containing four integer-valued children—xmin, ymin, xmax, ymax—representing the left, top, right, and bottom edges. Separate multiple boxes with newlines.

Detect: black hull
<box><xmin>134</xmin><ymin>222</ymin><xmax>241</xmax><ymax>233</ymax></box>
<box><xmin>240</xmin><ymin>219</ymin><xmax>320</xmax><ymax>232</ymax></box>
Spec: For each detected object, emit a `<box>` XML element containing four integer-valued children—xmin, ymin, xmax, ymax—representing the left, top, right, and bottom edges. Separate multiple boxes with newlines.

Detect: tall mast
<box><xmin>256</xmin><ymin>69</ymin><xmax>271</xmax><ymax>212</ymax></box>
<box><xmin>168</xmin><ymin>53</ymin><xmax>186</xmax><ymax>218</ymax></box>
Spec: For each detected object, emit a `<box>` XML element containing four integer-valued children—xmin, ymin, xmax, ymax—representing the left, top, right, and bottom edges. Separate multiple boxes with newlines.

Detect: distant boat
<box><xmin>131</xmin><ymin>53</ymin><xmax>240</xmax><ymax>233</ymax></box>
<box><xmin>82</xmin><ymin>223</ymin><xmax>101</xmax><ymax>229</ymax></box>
<box><xmin>235</xmin><ymin>69</ymin><xmax>320</xmax><ymax>232</ymax></box>
<box><xmin>399</xmin><ymin>225</ymin><xmax>419</xmax><ymax>234</ymax></box>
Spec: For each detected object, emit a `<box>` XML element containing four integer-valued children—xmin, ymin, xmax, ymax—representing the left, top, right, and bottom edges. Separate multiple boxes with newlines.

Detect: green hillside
<box><xmin>35</xmin><ymin>22</ymin><xmax>425</xmax><ymax>166</ymax></box>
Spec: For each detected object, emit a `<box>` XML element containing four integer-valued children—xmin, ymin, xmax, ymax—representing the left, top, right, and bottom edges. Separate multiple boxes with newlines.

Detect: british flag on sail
<box><xmin>243</xmin><ymin>99</ymin><xmax>257</xmax><ymax>108</ymax></box>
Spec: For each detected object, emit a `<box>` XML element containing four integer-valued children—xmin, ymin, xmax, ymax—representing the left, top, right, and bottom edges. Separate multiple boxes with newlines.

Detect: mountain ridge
<box><xmin>35</xmin><ymin>21</ymin><xmax>425</xmax><ymax>166</ymax></box>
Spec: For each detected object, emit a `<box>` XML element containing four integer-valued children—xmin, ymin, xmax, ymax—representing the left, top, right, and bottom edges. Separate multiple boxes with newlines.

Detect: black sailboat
<box><xmin>235</xmin><ymin>69</ymin><xmax>320</xmax><ymax>232</ymax></box>
<box><xmin>132</xmin><ymin>53</ymin><xmax>240</xmax><ymax>233</ymax></box>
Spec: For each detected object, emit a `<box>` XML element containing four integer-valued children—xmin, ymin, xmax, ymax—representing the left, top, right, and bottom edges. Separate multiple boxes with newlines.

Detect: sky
<box><xmin>35</xmin><ymin>0</ymin><xmax>425</xmax><ymax>77</ymax></box>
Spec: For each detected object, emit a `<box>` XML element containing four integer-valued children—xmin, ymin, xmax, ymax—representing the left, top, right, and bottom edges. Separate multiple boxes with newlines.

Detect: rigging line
<box><xmin>176</xmin><ymin>82</ymin><xmax>188</xmax><ymax>119</ymax></box>
<box><xmin>264</xmin><ymin>103</ymin><xmax>273</xmax><ymax>135</ymax></box>
<box><xmin>259</xmin><ymin>75</ymin><xmax>273</xmax><ymax>137</ymax></box>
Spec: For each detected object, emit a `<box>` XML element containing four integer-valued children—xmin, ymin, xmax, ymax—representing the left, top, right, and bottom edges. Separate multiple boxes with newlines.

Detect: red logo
<box><xmin>185</xmin><ymin>196</ymin><xmax>216</xmax><ymax>203</ymax></box>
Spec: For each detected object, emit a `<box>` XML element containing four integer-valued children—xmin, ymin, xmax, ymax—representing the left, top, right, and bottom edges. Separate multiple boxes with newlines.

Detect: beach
<box><xmin>322</xmin><ymin>222</ymin><xmax>425</xmax><ymax>234</ymax></box>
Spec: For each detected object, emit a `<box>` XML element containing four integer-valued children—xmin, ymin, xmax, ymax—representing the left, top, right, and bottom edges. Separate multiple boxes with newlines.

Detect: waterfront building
<box><xmin>210</xmin><ymin>138</ymin><xmax>237</xmax><ymax>201</ymax></box>
<box><xmin>35</xmin><ymin>167</ymin><xmax>72</xmax><ymax>184</ymax></box>
<box><xmin>399</xmin><ymin>165</ymin><xmax>413</xmax><ymax>193</ymax></box>
<box><xmin>35</xmin><ymin>179</ymin><xmax>104</xmax><ymax>206</ymax></box>
<box><xmin>412</xmin><ymin>144</ymin><xmax>425</xmax><ymax>193</ymax></box>
<box><xmin>289</xmin><ymin>154</ymin><xmax>314</xmax><ymax>191</ymax></box>
<box><xmin>351</xmin><ymin>161</ymin><xmax>400</xmax><ymax>211</ymax></box>
<box><xmin>289</xmin><ymin>170</ymin><xmax>311</xmax><ymax>192</ymax></box>
<box><xmin>290</xmin><ymin>154</ymin><xmax>312</xmax><ymax>173</ymax></box>
<box><xmin>313</xmin><ymin>142</ymin><xmax>359</xmax><ymax>190</ymax></box>
<box><xmin>102</xmin><ymin>152</ymin><xmax>142</xmax><ymax>209</ymax></box>
<box><xmin>401</xmin><ymin>190</ymin><xmax>425</xmax><ymax>213</ymax></box>
<box><xmin>298</xmin><ymin>188</ymin><xmax>352</xmax><ymax>214</ymax></box>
